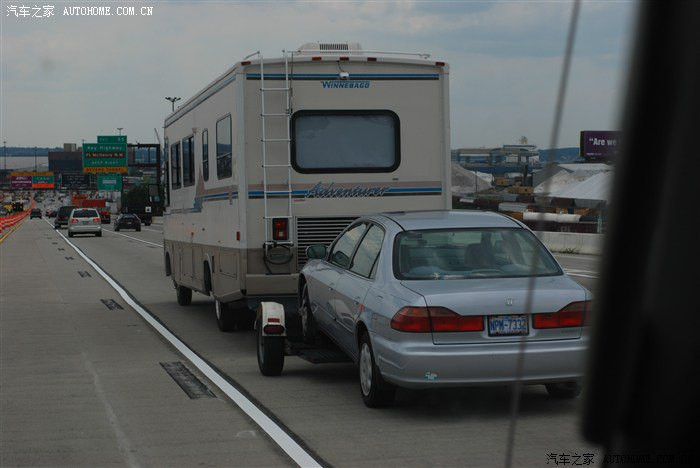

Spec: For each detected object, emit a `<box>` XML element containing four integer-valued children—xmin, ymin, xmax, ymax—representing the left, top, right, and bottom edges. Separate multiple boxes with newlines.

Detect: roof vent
<box><xmin>298</xmin><ymin>42</ymin><xmax>363</xmax><ymax>55</ymax></box>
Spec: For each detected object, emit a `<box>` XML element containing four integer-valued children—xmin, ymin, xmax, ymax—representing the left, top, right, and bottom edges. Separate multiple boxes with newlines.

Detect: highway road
<box><xmin>1</xmin><ymin>218</ymin><xmax>602</xmax><ymax>467</ymax></box>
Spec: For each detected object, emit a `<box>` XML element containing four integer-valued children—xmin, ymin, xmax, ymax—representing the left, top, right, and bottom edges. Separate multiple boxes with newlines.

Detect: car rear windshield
<box><xmin>72</xmin><ymin>209</ymin><xmax>98</xmax><ymax>218</ymax></box>
<box><xmin>57</xmin><ymin>206</ymin><xmax>77</xmax><ymax>217</ymax></box>
<box><xmin>394</xmin><ymin>228</ymin><xmax>562</xmax><ymax>280</ymax></box>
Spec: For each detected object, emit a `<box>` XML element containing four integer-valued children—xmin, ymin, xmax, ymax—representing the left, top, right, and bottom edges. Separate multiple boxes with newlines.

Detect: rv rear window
<box><xmin>291</xmin><ymin>110</ymin><xmax>400</xmax><ymax>173</ymax></box>
<box><xmin>216</xmin><ymin>115</ymin><xmax>232</xmax><ymax>179</ymax></box>
<box><xmin>183</xmin><ymin>135</ymin><xmax>195</xmax><ymax>187</ymax></box>
<box><xmin>171</xmin><ymin>142</ymin><xmax>181</xmax><ymax>189</ymax></box>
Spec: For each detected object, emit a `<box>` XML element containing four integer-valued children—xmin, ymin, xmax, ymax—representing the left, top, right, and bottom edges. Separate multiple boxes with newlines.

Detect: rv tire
<box><xmin>176</xmin><ymin>283</ymin><xmax>192</xmax><ymax>306</ymax></box>
<box><xmin>215</xmin><ymin>299</ymin><xmax>236</xmax><ymax>331</ymax></box>
<box><xmin>256</xmin><ymin>315</ymin><xmax>284</xmax><ymax>376</ymax></box>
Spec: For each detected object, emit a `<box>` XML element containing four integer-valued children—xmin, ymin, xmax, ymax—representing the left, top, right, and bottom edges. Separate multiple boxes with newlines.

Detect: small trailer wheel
<box><xmin>257</xmin><ymin>316</ymin><xmax>284</xmax><ymax>376</ymax></box>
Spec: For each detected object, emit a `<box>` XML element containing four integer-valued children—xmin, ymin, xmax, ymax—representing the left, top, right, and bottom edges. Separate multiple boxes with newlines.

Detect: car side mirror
<box><xmin>306</xmin><ymin>244</ymin><xmax>327</xmax><ymax>260</ymax></box>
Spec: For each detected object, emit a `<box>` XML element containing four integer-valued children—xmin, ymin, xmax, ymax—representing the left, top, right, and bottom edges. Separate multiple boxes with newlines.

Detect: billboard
<box><xmin>10</xmin><ymin>172</ymin><xmax>55</xmax><ymax>189</ymax></box>
<box><xmin>61</xmin><ymin>172</ymin><xmax>91</xmax><ymax>189</ymax></box>
<box><xmin>580</xmin><ymin>131</ymin><xmax>620</xmax><ymax>159</ymax></box>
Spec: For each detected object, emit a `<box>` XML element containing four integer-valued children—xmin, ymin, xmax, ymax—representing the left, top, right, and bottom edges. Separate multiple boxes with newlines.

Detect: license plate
<box><xmin>82</xmin><ymin>221</ymin><xmax>90</xmax><ymax>225</ymax></box>
<box><xmin>488</xmin><ymin>315</ymin><xmax>529</xmax><ymax>336</ymax></box>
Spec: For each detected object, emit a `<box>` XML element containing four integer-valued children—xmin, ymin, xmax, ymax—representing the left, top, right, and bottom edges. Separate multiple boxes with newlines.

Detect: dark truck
<box><xmin>121</xmin><ymin>205</ymin><xmax>153</xmax><ymax>226</ymax></box>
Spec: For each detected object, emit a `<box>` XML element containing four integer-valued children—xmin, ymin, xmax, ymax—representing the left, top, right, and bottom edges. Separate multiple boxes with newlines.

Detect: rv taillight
<box><xmin>241</xmin><ymin>60</ymin><xmax>251</xmax><ymax>65</ymax></box>
<box><xmin>272</xmin><ymin>218</ymin><xmax>288</xmax><ymax>241</ymax></box>
<box><xmin>312</xmin><ymin>56</ymin><xmax>322</xmax><ymax>61</ymax></box>
<box><xmin>367</xmin><ymin>57</ymin><xmax>377</xmax><ymax>62</ymax></box>
<box><xmin>339</xmin><ymin>57</ymin><xmax>349</xmax><ymax>61</ymax></box>
<box><xmin>435</xmin><ymin>61</ymin><xmax>446</xmax><ymax>66</ymax></box>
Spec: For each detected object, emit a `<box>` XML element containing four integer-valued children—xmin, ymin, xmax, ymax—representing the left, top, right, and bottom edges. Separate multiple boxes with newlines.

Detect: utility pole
<box><xmin>165</xmin><ymin>97</ymin><xmax>180</xmax><ymax>112</ymax></box>
<box><xmin>34</xmin><ymin>146</ymin><xmax>37</xmax><ymax>172</ymax></box>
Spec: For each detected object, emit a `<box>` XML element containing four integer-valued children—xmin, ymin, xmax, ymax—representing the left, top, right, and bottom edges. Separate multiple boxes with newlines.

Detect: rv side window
<box><xmin>216</xmin><ymin>115</ymin><xmax>232</xmax><ymax>179</ymax></box>
<box><xmin>183</xmin><ymin>135</ymin><xmax>194</xmax><ymax>187</ymax></box>
<box><xmin>291</xmin><ymin>110</ymin><xmax>400</xmax><ymax>173</ymax></box>
<box><xmin>170</xmin><ymin>142</ymin><xmax>181</xmax><ymax>189</ymax></box>
<box><xmin>202</xmin><ymin>129</ymin><xmax>209</xmax><ymax>182</ymax></box>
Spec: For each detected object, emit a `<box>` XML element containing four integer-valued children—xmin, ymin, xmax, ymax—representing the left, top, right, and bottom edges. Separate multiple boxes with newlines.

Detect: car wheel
<box><xmin>359</xmin><ymin>332</ymin><xmax>396</xmax><ymax>408</ymax></box>
<box><xmin>96</xmin><ymin>232</ymin><xmax>102</xmax><ymax>237</ymax></box>
<box><xmin>215</xmin><ymin>299</ymin><xmax>236</xmax><ymax>331</ymax></box>
<box><xmin>68</xmin><ymin>232</ymin><xmax>73</xmax><ymax>238</ymax></box>
<box><xmin>114</xmin><ymin>226</ymin><xmax>119</xmax><ymax>231</ymax></box>
<box><xmin>175</xmin><ymin>283</ymin><xmax>192</xmax><ymax>306</ymax></box>
<box><xmin>136</xmin><ymin>227</ymin><xmax>141</xmax><ymax>232</ymax></box>
<box><xmin>545</xmin><ymin>382</ymin><xmax>583</xmax><ymax>399</ymax></box>
<box><xmin>256</xmin><ymin>314</ymin><xmax>284</xmax><ymax>376</ymax></box>
<box><xmin>299</xmin><ymin>284</ymin><xmax>318</xmax><ymax>344</ymax></box>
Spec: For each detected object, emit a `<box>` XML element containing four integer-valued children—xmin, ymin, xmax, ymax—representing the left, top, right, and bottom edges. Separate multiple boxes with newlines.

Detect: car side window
<box><xmin>350</xmin><ymin>224</ymin><xmax>385</xmax><ymax>278</ymax></box>
<box><xmin>330</xmin><ymin>223</ymin><xmax>367</xmax><ymax>269</ymax></box>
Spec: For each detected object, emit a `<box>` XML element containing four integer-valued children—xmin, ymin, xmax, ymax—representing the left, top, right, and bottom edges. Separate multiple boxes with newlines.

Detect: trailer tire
<box><xmin>176</xmin><ymin>283</ymin><xmax>192</xmax><ymax>306</ymax></box>
<box><xmin>256</xmin><ymin>315</ymin><xmax>284</xmax><ymax>376</ymax></box>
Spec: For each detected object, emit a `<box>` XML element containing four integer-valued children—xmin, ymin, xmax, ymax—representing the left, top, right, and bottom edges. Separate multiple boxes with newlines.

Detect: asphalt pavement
<box><xmin>1</xmin><ymin>218</ymin><xmax>603</xmax><ymax>467</ymax></box>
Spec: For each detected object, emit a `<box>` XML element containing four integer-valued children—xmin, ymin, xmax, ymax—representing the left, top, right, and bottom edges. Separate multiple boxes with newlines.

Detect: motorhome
<box><xmin>163</xmin><ymin>42</ymin><xmax>451</xmax><ymax>330</ymax></box>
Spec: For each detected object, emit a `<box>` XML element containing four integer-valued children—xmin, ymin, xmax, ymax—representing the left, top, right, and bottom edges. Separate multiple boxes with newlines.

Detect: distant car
<box><xmin>54</xmin><ymin>205</ymin><xmax>78</xmax><ymax>229</ymax></box>
<box><xmin>298</xmin><ymin>211</ymin><xmax>592</xmax><ymax>407</ymax></box>
<box><xmin>67</xmin><ymin>208</ymin><xmax>102</xmax><ymax>237</ymax></box>
<box><xmin>114</xmin><ymin>213</ymin><xmax>141</xmax><ymax>231</ymax></box>
<box><xmin>30</xmin><ymin>208</ymin><xmax>42</xmax><ymax>219</ymax></box>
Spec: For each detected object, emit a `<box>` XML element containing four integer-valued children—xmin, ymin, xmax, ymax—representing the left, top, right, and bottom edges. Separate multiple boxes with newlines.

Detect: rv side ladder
<box><xmin>259</xmin><ymin>51</ymin><xmax>294</xmax><ymax>250</ymax></box>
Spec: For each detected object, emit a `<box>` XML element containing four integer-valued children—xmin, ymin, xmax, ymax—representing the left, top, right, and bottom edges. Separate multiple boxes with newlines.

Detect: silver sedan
<box><xmin>299</xmin><ymin>210</ymin><xmax>592</xmax><ymax>407</ymax></box>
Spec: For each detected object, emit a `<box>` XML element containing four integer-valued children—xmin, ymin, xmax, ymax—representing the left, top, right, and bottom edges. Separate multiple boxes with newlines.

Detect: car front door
<box><xmin>310</xmin><ymin>222</ymin><xmax>368</xmax><ymax>340</ymax></box>
<box><xmin>333</xmin><ymin>224</ymin><xmax>385</xmax><ymax>356</ymax></box>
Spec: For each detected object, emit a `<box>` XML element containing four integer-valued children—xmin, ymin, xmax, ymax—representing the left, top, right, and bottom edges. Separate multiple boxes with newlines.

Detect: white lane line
<box><xmin>102</xmin><ymin>228</ymin><xmax>163</xmax><ymax>247</ymax></box>
<box><xmin>564</xmin><ymin>270</ymin><xmax>598</xmax><ymax>279</ymax></box>
<box><xmin>143</xmin><ymin>227</ymin><xmax>162</xmax><ymax>233</ymax></box>
<box><xmin>44</xmin><ymin>219</ymin><xmax>321</xmax><ymax>468</ymax></box>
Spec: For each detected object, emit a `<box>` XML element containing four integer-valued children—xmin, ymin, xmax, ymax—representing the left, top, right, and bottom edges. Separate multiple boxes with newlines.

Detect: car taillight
<box><xmin>533</xmin><ymin>300</ymin><xmax>590</xmax><ymax>329</ymax></box>
<box><xmin>390</xmin><ymin>306</ymin><xmax>484</xmax><ymax>333</ymax></box>
<box><xmin>92</xmin><ymin>217</ymin><xmax>100</xmax><ymax>222</ymax></box>
<box><xmin>69</xmin><ymin>218</ymin><xmax>78</xmax><ymax>223</ymax></box>
<box><xmin>272</xmin><ymin>218</ymin><xmax>288</xmax><ymax>241</ymax></box>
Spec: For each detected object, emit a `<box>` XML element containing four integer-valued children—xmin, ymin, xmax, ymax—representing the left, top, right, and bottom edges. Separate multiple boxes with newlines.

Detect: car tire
<box><xmin>114</xmin><ymin>226</ymin><xmax>119</xmax><ymax>231</ymax></box>
<box><xmin>545</xmin><ymin>382</ymin><xmax>583</xmax><ymax>399</ymax></box>
<box><xmin>359</xmin><ymin>332</ymin><xmax>396</xmax><ymax>408</ymax></box>
<box><xmin>68</xmin><ymin>232</ymin><xmax>73</xmax><ymax>238</ymax></box>
<box><xmin>256</xmin><ymin>314</ymin><xmax>285</xmax><ymax>376</ymax></box>
<box><xmin>299</xmin><ymin>284</ymin><xmax>318</xmax><ymax>344</ymax></box>
<box><xmin>136</xmin><ymin>227</ymin><xmax>141</xmax><ymax>232</ymax></box>
<box><xmin>175</xmin><ymin>283</ymin><xmax>192</xmax><ymax>306</ymax></box>
<box><xmin>96</xmin><ymin>232</ymin><xmax>102</xmax><ymax>237</ymax></box>
<box><xmin>215</xmin><ymin>299</ymin><xmax>236</xmax><ymax>331</ymax></box>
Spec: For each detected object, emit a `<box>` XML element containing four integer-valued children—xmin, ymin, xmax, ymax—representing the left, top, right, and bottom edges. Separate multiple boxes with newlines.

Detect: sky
<box><xmin>0</xmin><ymin>0</ymin><xmax>638</xmax><ymax>149</ymax></box>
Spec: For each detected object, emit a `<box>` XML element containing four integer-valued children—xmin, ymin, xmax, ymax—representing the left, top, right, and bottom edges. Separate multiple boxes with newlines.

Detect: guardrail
<box><xmin>0</xmin><ymin>201</ymin><xmax>36</xmax><ymax>235</ymax></box>
<box><xmin>535</xmin><ymin>231</ymin><xmax>602</xmax><ymax>255</ymax></box>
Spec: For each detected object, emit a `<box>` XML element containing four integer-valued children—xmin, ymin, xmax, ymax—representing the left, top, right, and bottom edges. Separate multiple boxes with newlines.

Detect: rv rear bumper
<box><xmin>245</xmin><ymin>273</ymin><xmax>298</xmax><ymax>295</ymax></box>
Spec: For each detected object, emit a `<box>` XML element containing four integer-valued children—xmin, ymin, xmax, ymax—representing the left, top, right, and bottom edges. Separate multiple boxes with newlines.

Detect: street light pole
<box><xmin>3</xmin><ymin>140</ymin><xmax>6</xmax><ymax>171</ymax></box>
<box><xmin>117</xmin><ymin>127</ymin><xmax>124</xmax><ymax>136</ymax></box>
<box><xmin>165</xmin><ymin>97</ymin><xmax>181</xmax><ymax>112</ymax></box>
<box><xmin>34</xmin><ymin>146</ymin><xmax>37</xmax><ymax>172</ymax></box>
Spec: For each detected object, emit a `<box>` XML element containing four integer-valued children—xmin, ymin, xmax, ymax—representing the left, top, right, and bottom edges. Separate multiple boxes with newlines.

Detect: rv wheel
<box><xmin>256</xmin><ymin>315</ymin><xmax>284</xmax><ymax>376</ymax></box>
<box><xmin>175</xmin><ymin>283</ymin><xmax>192</xmax><ymax>306</ymax></box>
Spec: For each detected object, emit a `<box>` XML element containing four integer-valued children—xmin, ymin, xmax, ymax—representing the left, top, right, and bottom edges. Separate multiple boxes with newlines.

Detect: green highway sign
<box><xmin>83</xmin><ymin>142</ymin><xmax>127</xmax><ymax>173</ymax></box>
<box><xmin>97</xmin><ymin>135</ymin><xmax>127</xmax><ymax>144</ymax></box>
<box><xmin>97</xmin><ymin>174</ymin><xmax>123</xmax><ymax>191</ymax></box>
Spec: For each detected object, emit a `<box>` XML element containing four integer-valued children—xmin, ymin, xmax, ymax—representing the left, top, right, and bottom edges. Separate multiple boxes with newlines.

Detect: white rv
<box><xmin>163</xmin><ymin>43</ymin><xmax>451</xmax><ymax>330</ymax></box>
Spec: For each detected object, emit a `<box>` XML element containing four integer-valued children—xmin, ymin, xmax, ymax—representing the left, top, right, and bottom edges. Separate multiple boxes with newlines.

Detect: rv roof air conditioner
<box><xmin>297</xmin><ymin>42</ymin><xmax>363</xmax><ymax>55</ymax></box>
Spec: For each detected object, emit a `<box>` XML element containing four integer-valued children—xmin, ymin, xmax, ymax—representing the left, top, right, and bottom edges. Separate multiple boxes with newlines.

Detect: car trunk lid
<box><xmin>401</xmin><ymin>275</ymin><xmax>586</xmax><ymax>344</ymax></box>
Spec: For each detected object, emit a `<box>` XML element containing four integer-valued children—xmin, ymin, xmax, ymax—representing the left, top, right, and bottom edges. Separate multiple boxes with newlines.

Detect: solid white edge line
<box><xmin>102</xmin><ymin>227</ymin><xmax>163</xmax><ymax>247</ymax></box>
<box><xmin>45</xmin><ymin>219</ymin><xmax>321</xmax><ymax>468</ymax></box>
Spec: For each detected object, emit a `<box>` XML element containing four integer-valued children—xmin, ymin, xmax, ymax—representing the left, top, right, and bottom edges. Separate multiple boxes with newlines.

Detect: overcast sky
<box><xmin>1</xmin><ymin>0</ymin><xmax>638</xmax><ymax>149</ymax></box>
